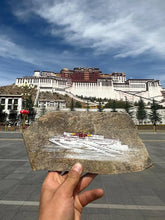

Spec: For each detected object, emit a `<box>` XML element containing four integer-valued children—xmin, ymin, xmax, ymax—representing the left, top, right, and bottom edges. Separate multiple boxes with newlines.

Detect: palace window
<box><xmin>13</xmin><ymin>105</ymin><xmax>17</xmax><ymax>110</ymax></box>
<box><xmin>8</xmin><ymin>99</ymin><xmax>12</xmax><ymax>104</ymax></box>
<box><xmin>8</xmin><ymin>105</ymin><xmax>12</xmax><ymax>110</ymax></box>
<box><xmin>14</xmin><ymin>99</ymin><xmax>18</xmax><ymax>105</ymax></box>
<box><xmin>1</xmin><ymin>98</ymin><xmax>5</xmax><ymax>104</ymax></box>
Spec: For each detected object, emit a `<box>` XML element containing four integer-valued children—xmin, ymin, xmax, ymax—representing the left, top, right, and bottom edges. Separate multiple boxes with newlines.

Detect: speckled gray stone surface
<box><xmin>23</xmin><ymin>112</ymin><xmax>152</xmax><ymax>174</ymax></box>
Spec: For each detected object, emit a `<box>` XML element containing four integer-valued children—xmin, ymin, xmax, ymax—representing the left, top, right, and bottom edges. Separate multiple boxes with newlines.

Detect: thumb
<box><xmin>62</xmin><ymin>163</ymin><xmax>83</xmax><ymax>196</ymax></box>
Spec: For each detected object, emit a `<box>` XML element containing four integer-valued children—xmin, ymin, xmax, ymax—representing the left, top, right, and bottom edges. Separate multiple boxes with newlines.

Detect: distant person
<box><xmin>153</xmin><ymin>122</ymin><xmax>156</xmax><ymax>132</ymax></box>
<box><xmin>38</xmin><ymin>163</ymin><xmax>104</xmax><ymax>220</ymax></box>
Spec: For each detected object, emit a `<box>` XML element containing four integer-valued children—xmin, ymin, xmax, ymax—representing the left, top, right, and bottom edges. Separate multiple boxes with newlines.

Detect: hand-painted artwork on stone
<box><xmin>48</xmin><ymin>132</ymin><xmax>130</xmax><ymax>160</ymax></box>
<box><xmin>23</xmin><ymin>112</ymin><xmax>152</xmax><ymax>174</ymax></box>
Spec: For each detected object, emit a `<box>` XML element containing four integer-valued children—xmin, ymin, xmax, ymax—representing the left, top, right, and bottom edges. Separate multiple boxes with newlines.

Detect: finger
<box><xmin>40</xmin><ymin>172</ymin><xmax>61</xmax><ymax>205</ymax></box>
<box><xmin>62</xmin><ymin>163</ymin><xmax>83</xmax><ymax>196</ymax></box>
<box><xmin>42</xmin><ymin>172</ymin><xmax>56</xmax><ymax>189</ymax></box>
<box><xmin>60</xmin><ymin>171</ymin><xmax>69</xmax><ymax>182</ymax></box>
<box><xmin>74</xmin><ymin>173</ymin><xmax>97</xmax><ymax>194</ymax></box>
<box><xmin>42</xmin><ymin>172</ymin><xmax>64</xmax><ymax>192</ymax></box>
<box><xmin>78</xmin><ymin>189</ymin><xmax>104</xmax><ymax>208</ymax></box>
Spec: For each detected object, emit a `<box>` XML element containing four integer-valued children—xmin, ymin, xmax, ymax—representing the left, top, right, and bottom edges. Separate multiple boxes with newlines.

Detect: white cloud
<box><xmin>12</xmin><ymin>0</ymin><xmax>165</xmax><ymax>59</ymax></box>
<box><xmin>0</xmin><ymin>34</ymin><xmax>87</xmax><ymax>70</ymax></box>
<box><xmin>0</xmin><ymin>35</ymin><xmax>38</xmax><ymax>64</ymax></box>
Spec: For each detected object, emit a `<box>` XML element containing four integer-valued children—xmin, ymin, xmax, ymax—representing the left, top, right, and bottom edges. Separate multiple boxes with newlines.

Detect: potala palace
<box><xmin>16</xmin><ymin>67</ymin><xmax>165</xmax><ymax>105</ymax></box>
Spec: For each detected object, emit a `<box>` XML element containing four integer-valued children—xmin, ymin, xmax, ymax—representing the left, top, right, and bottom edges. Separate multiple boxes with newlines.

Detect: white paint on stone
<box><xmin>47</xmin><ymin>132</ymin><xmax>130</xmax><ymax>161</ymax></box>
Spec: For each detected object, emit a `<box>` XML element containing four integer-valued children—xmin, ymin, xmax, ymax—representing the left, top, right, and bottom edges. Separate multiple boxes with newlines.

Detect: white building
<box><xmin>38</xmin><ymin>99</ymin><xmax>66</xmax><ymax>109</ymax></box>
<box><xmin>66</xmin><ymin>79</ymin><xmax>164</xmax><ymax>105</ymax></box>
<box><xmin>16</xmin><ymin>71</ymin><xmax>71</xmax><ymax>94</ymax></box>
<box><xmin>16</xmin><ymin>70</ymin><xmax>165</xmax><ymax>105</ymax></box>
<box><xmin>34</xmin><ymin>99</ymin><xmax>66</xmax><ymax>119</ymax></box>
<box><xmin>0</xmin><ymin>94</ymin><xmax>22</xmax><ymax>116</ymax></box>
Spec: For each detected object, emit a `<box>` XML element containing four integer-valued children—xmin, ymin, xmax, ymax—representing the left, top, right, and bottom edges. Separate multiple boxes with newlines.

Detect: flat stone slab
<box><xmin>23</xmin><ymin>112</ymin><xmax>152</xmax><ymax>174</ymax></box>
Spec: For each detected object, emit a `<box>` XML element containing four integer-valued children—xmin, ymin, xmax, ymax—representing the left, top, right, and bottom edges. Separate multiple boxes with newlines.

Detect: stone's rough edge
<box><xmin>30</xmin><ymin>157</ymin><xmax>153</xmax><ymax>175</ymax></box>
<box><xmin>23</xmin><ymin>111</ymin><xmax>153</xmax><ymax>175</ymax></box>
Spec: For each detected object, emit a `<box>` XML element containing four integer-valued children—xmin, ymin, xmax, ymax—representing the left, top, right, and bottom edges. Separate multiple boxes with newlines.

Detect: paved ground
<box><xmin>0</xmin><ymin>131</ymin><xmax>165</xmax><ymax>220</ymax></box>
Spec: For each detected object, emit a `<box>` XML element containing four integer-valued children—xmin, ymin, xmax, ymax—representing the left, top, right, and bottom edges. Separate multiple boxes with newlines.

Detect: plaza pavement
<box><xmin>0</xmin><ymin>131</ymin><xmax>165</xmax><ymax>219</ymax></box>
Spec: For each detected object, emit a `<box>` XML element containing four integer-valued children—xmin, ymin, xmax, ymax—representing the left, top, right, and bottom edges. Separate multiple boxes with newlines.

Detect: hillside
<box><xmin>0</xmin><ymin>85</ymin><xmax>85</xmax><ymax>108</ymax></box>
<box><xmin>39</xmin><ymin>92</ymin><xmax>86</xmax><ymax>107</ymax></box>
<box><xmin>0</xmin><ymin>84</ymin><xmax>37</xmax><ymax>102</ymax></box>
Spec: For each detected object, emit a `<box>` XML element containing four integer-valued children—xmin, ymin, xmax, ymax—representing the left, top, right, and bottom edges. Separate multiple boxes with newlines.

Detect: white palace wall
<box><xmin>15</xmin><ymin>73</ymin><xmax>165</xmax><ymax>105</ymax></box>
<box><xmin>148</xmin><ymin>85</ymin><xmax>163</xmax><ymax>101</ymax></box>
<box><xmin>16</xmin><ymin>77</ymin><xmax>68</xmax><ymax>92</ymax></box>
<box><xmin>66</xmin><ymin>82</ymin><xmax>164</xmax><ymax>104</ymax></box>
<box><xmin>66</xmin><ymin>82</ymin><xmax>116</xmax><ymax>99</ymax></box>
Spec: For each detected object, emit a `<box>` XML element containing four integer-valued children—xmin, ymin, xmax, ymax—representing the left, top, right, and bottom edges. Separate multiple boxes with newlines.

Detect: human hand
<box><xmin>38</xmin><ymin>163</ymin><xmax>104</xmax><ymax>220</ymax></box>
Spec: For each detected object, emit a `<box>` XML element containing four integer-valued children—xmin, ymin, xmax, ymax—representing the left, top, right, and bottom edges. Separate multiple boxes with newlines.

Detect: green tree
<box><xmin>70</xmin><ymin>98</ymin><xmax>75</xmax><ymax>111</ymax></box>
<box><xmin>75</xmin><ymin>101</ymin><xmax>82</xmax><ymax>108</ymax></box>
<box><xmin>104</xmin><ymin>99</ymin><xmax>126</xmax><ymax>109</ymax></box>
<box><xmin>26</xmin><ymin>95</ymin><xmax>33</xmax><ymax>110</ymax></box>
<box><xmin>111</xmin><ymin>100</ymin><xmax>117</xmax><ymax>112</ymax></box>
<box><xmin>28</xmin><ymin>108</ymin><xmax>36</xmax><ymax>122</ymax></box>
<box><xmin>136</xmin><ymin>99</ymin><xmax>147</xmax><ymax>124</ymax></box>
<box><xmin>97</xmin><ymin>99</ymin><xmax>103</xmax><ymax>112</ymax></box>
<box><xmin>20</xmin><ymin>83</ymin><xmax>34</xmax><ymax>109</ymax></box>
<box><xmin>26</xmin><ymin>95</ymin><xmax>36</xmax><ymax>122</ymax></box>
<box><xmin>149</xmin><ymin>99</ymin><xmax>162</xmax><ymax>125</ymax></box>
<box><xmin>124</xmin><ymin>100</ymin><xmax>132</xmax><ymax>117</ymax></box>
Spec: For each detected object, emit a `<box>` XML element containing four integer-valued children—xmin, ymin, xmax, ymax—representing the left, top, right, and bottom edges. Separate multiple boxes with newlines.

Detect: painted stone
<box><xmin>23</xmin><ymin>112</ymin><xmax>152</xmax><ymax>174</ymax></box>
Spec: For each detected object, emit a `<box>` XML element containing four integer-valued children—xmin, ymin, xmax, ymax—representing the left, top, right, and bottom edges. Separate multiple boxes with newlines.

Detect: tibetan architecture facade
<box><xmin>60</xmin><ymin>67</ymin><xmax>101</xmax><ymax>82</ymax></box>
<box><xmin>0</xmin><ymin>94</ymin><xmax>22</xmax><ymax>118</ymax></box>
<box><xmin>16</xmin><ymin>68</ymin><xmax>165</xmax><ymax>105</ymax></box>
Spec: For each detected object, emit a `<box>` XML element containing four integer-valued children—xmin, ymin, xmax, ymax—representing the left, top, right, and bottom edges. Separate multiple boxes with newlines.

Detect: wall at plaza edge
<box><xmin>49</xmin><ymin>107</ymin><xmax>165</xmax><ymax>125</ymax></box>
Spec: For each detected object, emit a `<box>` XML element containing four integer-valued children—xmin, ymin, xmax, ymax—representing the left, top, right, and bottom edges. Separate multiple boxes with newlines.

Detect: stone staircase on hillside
<box><xmin>34</xmin><ymin>88</ymin><xmax>40</xmax><ymax>107</ymax></box>
<box><xmin>65</xmin><ymin>91</ymin><xmax>96</xmax><ymax>106</ymax></box>
<box><xmin>115</xmin><ymin>88</ymin><xmax>164</xmax><ymax>104</ymax></box>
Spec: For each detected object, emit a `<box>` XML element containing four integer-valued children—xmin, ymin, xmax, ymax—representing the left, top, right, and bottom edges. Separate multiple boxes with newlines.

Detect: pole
<box><xmin>23</xmin><ymin>114</ymin><xmax>26</xmax><ymax>126</ymax></box>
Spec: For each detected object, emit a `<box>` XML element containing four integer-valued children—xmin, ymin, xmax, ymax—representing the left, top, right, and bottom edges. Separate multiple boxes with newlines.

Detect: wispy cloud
<box><xmin>0</xmin><ymin>33</ymin><xmax>87</xmax><ymax>85</ymax></box>
<box><xmin>0</xmin><ymin>35</ymin><xmax>38</xmax><ymax>64</ymax></box>
<box><xmin>12</xmin><ymin>0</ymin><xmax>165</xmax><ymax>59</ymax></box>
<box><xmin>0</xmin><ymin>34</ymin><xmax>86</xmax><ymax>69</ymax></box>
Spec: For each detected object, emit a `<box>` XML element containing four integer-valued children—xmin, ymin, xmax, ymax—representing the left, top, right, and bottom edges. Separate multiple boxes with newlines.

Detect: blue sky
<box><xmin>0</xmin><ymin>0</ymin><xmax>165</xmax><ymax>87</ymax></box>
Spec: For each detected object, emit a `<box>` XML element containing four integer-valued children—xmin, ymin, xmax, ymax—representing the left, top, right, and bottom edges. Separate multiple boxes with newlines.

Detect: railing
<box><xmin>0</xmin><ymin>125</ymin><xmax>29</xmax><ymax>132</ymax></box>
<box><xmin>136</xmin><ymin>124</ymin><xmax>165</xmax><ymax>131</ymax></box>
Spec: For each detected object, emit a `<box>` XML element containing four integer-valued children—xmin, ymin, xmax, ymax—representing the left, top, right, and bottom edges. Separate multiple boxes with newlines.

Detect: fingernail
<box><xmin>73</xmin><ymin>163</ymin><xmax>82</xmax><ymax>173</ymax></box>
